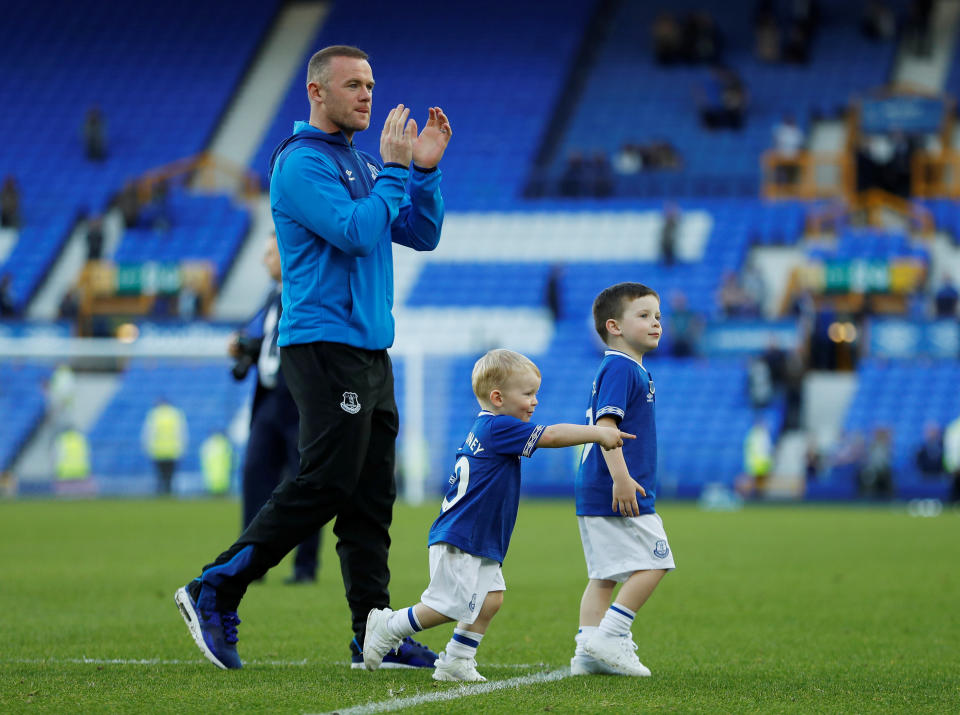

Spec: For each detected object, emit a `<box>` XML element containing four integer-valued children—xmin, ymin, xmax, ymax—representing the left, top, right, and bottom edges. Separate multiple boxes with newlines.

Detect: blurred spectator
<box><xmin>86</xmin><ymin>215</ymin><xmax>105</xmax><ymax>261</ymax></box>
<box><xmin>914</xmin><ymin>421</ymin><xmax>945</xmax><ymax>478</ymax></box>
<box><xmin>831</xmin><ymin>429</ymin><xmax>867</xmax><ymax>486</ymax></box>
<box><xmin>772</xmin><ymin>114</ymin><xmax>805</xmax><ymax>186</ymax></box>
<box><xmin>545</xmin><ymin>264</ymin><xmax>563</xmax><ymax>322</ymax></box>
<box><xmin>741</xmin><ymin>258</ymin><xmax>767</xmax><ymax>316</ymax></box>
<box><xmin>783</xmin><ymin>20</ymin><xmax>811</xmax><ymax>64</ymax></box>
<box><xmin>754</xmin><ymin>10</ymin><xmax>781</xmax><ymax>63</ymax></box>
<box><xmin>858</xmin><ymin>427</ymin><xmax>894</xmax><ymax>499</ymax></box>
<box><xmin>83</xmin><ymin>105</ymin><xmax>108</xmax><ymax>162</ymax></box>
<box><xmin>683</xmin><ymin>12</ymin><xmax>722</xmax><ymax>64</ymax></box>
<box><xmin>588</xmin><ymin>152</ymin><xmax>614</xmax><ymax>198</ymax></box>
<box><xmin>58</xmin><ymin>287</ymin><xmax>80</xmax><ymax>322</ymax></box>
<box><xmin>804</xmin><ymin>437</ymin><xmax>822</xmax><ymax>484</ymax></box>
<box><xmin>944</xmin><ymin>413</ymin><xmax>960</xmax><ymax>503</ymax></box>
<box><xmin>613</xmin><ymin>141</ymin><xmax>682</xmax><ymax>175</ymax></box>
<box><xmin>201</xmin><ymin>430</ymin><xmax>234</xmax><ymax>496</ymax></box>
<box><xmin>559</xmin><ymin>152</ymin><xmax>587</xmax><ymax>198</ymax></box>
<box><xmin>934</xmin><ymin>276</ymin><xmax>959</xmax><ymax>317</ymax></box>
<box><xmin>861</xmin><ymin>0</ymin><xmax>897</xmax><ymax>41</ymax></box>
<box><xmin>782</xmin><ymin>346</ymin><xmax>807</xmax><ymax>431</ymax></box>
<box><xmin>142</xmin><ymin>397</ymin><xmax>188</xmax><ymax>496</ymax></box>
<box><xmin>117</xmin><ymin>181</ymin><xmax>141</xmax><ymax>227</ymax></box>
<box><xmin>46</xmin><ymin>363</ymin><xmax>77</xmax><ymax>434</ymax></box>
<box><xmin>178</xmin><ymin>284</ymin><xmax>201</xmax><ymax>321</ymax></box>
<box><xmin>613</xmin><ymin>143</ymin><xmax>643</xmax><ymax>175</ymax></box>
<box><xmin>904</xmin><ymin>0</ymin><xmax>933</xmax><ymax>57</ymax></box>
<box><xmin>142</xmin><ymin>178</ymin><xmax>172</xmax><ymax>231</ymax></box>
<box><xmin>697</xmin><ymin>66</ymin><xmax>748</xmax><ymax>131</ymax></box>
<box><xmin>1</xmin><ymin>175</ymin><xmax>21</xmax><ymax>228</ymax></box>
<box><xmin>739</xmin><ymin>416</ymin><xmax>773</xmax><ymax>497</ymax></box>
<box><xmin>652</xmin><ymin>12</ymin><xmax>684</xmax><ymax>65</ymax></box>
<box><xmin>0</xmin><ymin>273</ymin><xmax>16</xmax><ymax>317</ymax></box>
<box><xmin>660</xmin><ymin>203</ymin><xmax>679</xmax><ymax>265</ymax></box>
<box><xmin>666</xmin><ymin>290</ymin><xmax>702</xmax><ymax>358</ymax></box>
<box><xmin>747</xmin><ymin>355</ymin><xmax>773</xmax><ymax>408</ymax></box>
<box><xmin>718</xmin><ymin>270</ymin><xmax>752</xmax><ymax>316</ymax></box>
<box><xmin>54</xmin><ymin>427</ymin><xmax>92</xmax><ymax>494</ymax></box>
<box><xmin>646</xmin><ymin>140</ymin><xmax>682</xmax><ymax>169</ymax></box>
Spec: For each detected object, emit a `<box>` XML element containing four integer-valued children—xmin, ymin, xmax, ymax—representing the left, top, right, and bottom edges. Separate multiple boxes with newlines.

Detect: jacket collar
<box><xmin>293</xmin><ymin>120</ymin><xmax>351</xmax><ymax>146</ymax></box>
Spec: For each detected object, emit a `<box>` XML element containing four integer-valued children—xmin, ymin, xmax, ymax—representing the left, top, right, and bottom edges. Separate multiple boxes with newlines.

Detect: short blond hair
<box><xmin>472</xmin><ymin>349</ymin><xmax>541</xmax><ymax>405</ymax></box>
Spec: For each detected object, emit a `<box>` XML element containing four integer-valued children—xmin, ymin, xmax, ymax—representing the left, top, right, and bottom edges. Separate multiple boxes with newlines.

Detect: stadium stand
<box><xmin>0</xmin><ymin>362</ymin><xmax>52</xmax><ymax>472</ymax></box>
<box><xmin>250</xmin><ymin>0</ymin><xmax>593</xmax><ymax>209</ymax></box>
<box><xmin>551</xmin><ymin>0</ymin><xmax>904</xmax><ymax>197</ymax></box>
<box><xmin>87</xmin><ymin>360</ymin><xmax>250</xmax><ymax>494</ymax></box>
<box><xmin>0</xmin><ymin>0</ymin><xmax>278</xmax><ymax>308</ymax></box>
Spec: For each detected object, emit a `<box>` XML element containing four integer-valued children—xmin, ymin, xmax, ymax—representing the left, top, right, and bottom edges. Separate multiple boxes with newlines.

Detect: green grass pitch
<box><xmin>1</xmin><ymin>498</ymin><xmax>958</xmax><ymax>713</ymax></box>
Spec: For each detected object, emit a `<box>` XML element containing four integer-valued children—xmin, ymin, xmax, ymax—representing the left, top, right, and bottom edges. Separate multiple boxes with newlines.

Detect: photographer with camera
<box><xmin>229</xmin><ymin>233</ymin><xmax>321</xmax><ymax>584</ymax></box>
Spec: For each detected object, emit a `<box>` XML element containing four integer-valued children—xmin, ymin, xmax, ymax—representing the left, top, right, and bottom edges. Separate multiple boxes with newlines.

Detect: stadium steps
<box><xmin>200</xmin><ymin>1</ymin><xmax>329</xmax><ymax>176</ymax></box>
<box><xmin>13</xmin><ymin>372</ymin><xmax>121</xmax><ymax>482</ymax></box>
<box><xmin>891</xmin><ymin>0</ymin><xmax>960</xmax><ymax>91</ymax></box>
<box><xmin>803</xmin><ymin>371</ymin><xmax>859</xmax><ymax>450</ymax></box>
<box><xmin>27</xmin><ymin>210</ymin><xmax>124</xmax><ymax>320</ymax></box>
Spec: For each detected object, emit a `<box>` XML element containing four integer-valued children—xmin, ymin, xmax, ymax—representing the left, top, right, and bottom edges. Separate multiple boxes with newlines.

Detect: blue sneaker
<box><xmin>350</xmin><ymin>635</ymin><xmax>438</xmax><ymax>669</ymax></box>
<box><xmin>174</xmin><ymin>585</ymin><xmax>243</xmax><ymax>670</ymax></box>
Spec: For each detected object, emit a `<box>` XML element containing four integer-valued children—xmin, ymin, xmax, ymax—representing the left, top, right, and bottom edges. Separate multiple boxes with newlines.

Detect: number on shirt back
<box><xmin>441</xmin><ymin>456</ymin><xmax>469</xmax><ymax>512</ymax></box>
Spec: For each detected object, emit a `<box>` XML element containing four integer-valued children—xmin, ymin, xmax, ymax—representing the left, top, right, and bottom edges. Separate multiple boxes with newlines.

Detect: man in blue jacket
<box><xmin>176</xmin><ymin>45</ymin><xmax>451</xmax><ymax>671</ymax></box>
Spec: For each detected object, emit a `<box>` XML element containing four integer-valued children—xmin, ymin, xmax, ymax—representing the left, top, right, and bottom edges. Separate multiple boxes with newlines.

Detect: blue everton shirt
<box><xmin>576</xmin><ymin>350</ymin><xmax>658</xmax><ymax>516</ymax></box>
<box><xmin>428</xmin><ymin>411</ymin><xmax>545</xmax><ymax>563</ymax></box>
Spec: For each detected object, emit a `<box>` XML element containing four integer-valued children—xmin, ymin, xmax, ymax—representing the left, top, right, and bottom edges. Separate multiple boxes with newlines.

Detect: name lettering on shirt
<box><xmin>464</xmin><ymin>432</ymin><xmax>485</xmax><ymax>455</ymax></box>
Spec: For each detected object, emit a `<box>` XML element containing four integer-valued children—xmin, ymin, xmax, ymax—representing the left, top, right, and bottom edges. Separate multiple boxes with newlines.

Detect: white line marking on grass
<box><xmin>314</xmin><ymin>668</ymin><xmax>573</xmax><ymax>715</ymax></box>
<box><xmin>5</xmin><ymin>657</ymin><xmax>309</xmax><ymax>666</ymax></box>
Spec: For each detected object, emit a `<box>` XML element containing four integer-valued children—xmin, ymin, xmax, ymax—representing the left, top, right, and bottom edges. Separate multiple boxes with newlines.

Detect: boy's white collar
<box><xmin>604</xmin><ymin>349</ymin><xmax>646</xmax><ymax>370</ymax></box>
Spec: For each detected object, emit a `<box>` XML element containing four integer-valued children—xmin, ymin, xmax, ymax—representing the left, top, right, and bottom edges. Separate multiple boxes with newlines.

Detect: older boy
<box><xmin>363</xmin><ymin>349</ymin><xmax>633</xmax><ymax>681</ymax></box>
<box><xmin>572</xmin><ymin>282</ymin><xmax>675</xmax><ymax>677</ymax></box>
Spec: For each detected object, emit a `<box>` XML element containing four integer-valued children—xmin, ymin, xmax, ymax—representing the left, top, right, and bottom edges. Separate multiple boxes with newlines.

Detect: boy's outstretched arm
<box><xmin>596</xmin><ymin>415</ymin><xmax>647</xmax><ymax>517</ymax></box>
<box><xmin>538</xmin><ymin>423</ymin><xmax>635</xmax><ymax>450</ymax></box>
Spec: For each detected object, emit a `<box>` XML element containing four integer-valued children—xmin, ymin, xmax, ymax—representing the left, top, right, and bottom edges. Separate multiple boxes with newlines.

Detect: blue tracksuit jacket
<box><xmin>268</xmin><ymin>120</ymin><xmax>444</xmax><ymax>349</ymax></box>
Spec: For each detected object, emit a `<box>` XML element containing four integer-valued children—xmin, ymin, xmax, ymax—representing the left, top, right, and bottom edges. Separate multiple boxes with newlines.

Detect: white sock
<box><xmin>598</xmin><ymin>603</ymin><xmax>635</xmax><ymax>638</ymax></box>
<box><xmin>575</xmin><ymin>626</ymin><xmax>598</xmax><ymax>656</ymax></box>
<box><xmin>446</xmin><ymin>628</ymin><xmax>483</xmax><ymax>659</ymax></box>
<box><xmin>386</xmin><ymin>606</ymin><xmax>421</xmax><ymax>640</ymax></box>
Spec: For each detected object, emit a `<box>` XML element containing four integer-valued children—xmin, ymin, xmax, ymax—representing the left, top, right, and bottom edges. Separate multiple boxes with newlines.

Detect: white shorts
<box><xmin>420</xmin><ymin>543</ymin><xmax>506</xmax><ymax>625</ymax></box>
<box><xmin>578</xmin><ymin>513</ymin><xmax>676</xmax><ymax>582</ymax></box>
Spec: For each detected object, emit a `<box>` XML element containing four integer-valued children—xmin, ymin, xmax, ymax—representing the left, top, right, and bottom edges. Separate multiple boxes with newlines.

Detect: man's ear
<box><xmin>307</xmin><ymin>81</ymin><xmax>323</xmax><ymax>104</ymax></box>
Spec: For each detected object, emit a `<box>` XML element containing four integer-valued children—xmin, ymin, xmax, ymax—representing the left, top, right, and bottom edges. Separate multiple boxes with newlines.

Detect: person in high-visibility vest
<box><xmin>141</xmin><ymin>398</ymin><xmax>187</xmax><ymax>495</ymax></box>
<box><xmin>56</xmin><ymin>427</ymin><xmax>90</xmax><ymax>481</ymax></box>
<box><xmin>943</xmin><ymin>414</ymin><xmax>960</xmax><ymax>504</ymax></box>
<box><xmin>742</xmin><ymin>417</ymin><xmax>773</xmax><ymax>497</ymax></box>
<box><xmin>201</xmin><ymin>431</ymin><xmax>233</xmax><ymax>496</ymax></box>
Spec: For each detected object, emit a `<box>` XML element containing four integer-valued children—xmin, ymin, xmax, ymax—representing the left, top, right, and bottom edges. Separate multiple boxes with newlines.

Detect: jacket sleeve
<box><xmin>391</xmin><ymin>166</ymin><xmax>444</xmax><ymax>251</ymax></box>
<box><xmin>275</xmin><ymin>149</ymin><xmax>409</xmax><ymax>257</ymax></box>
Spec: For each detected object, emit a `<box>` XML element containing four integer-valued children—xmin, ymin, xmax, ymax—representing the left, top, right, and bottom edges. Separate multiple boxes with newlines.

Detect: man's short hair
<box><xmin>593</xmin><ymin>282</ymin><xmax>660</xmax><ymax>344</ymax></box>
<box><xmin>472</xmin><ymin>349</ymin><xmax>541</xmax><ymax>403</ymax></box>
<box><xmin>307</xmin><ymin>45</ymin><xmax>369</xmax><ymax>86</ymax></box>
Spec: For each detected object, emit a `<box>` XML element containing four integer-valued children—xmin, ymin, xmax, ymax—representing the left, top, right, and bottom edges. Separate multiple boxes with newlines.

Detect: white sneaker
<box><xmin>570</xmin><ymin>653</ymin><xmax>621</xmax><ymax>675</ymax></box>
<box><xmin>362</xmin><ymin>608</ymin><xmax>401</xmax><ymax>671</ymax></box>
<box><xmin>582</xmin><ymin>633</ymin><xmax>651</xmax><ymax>677</ymax></box>
<box><xmin>431</xmin><ymin>651</ymin><xmax>487</xmax><ymax>682</ymax></box>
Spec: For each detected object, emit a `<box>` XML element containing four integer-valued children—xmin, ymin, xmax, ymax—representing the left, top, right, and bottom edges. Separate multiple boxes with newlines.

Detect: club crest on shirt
<box><xmin>367</xmin><ymin>162</ymin><xmax>380</xmax><ymax>180</ymax></box>
<box><xmin>340</xmin><ymin>391</ymin><xmax>361</xmax><ymax>414</ymax></box>
<box><xmin>653</xmin><ymin>539</ymin><xmax>670</xmax><ymax>559</ymax></box>
<box><xmin>647</xmin><ymin>379</ymin><xmax>655</xmax><ymax>403</ymax></box>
